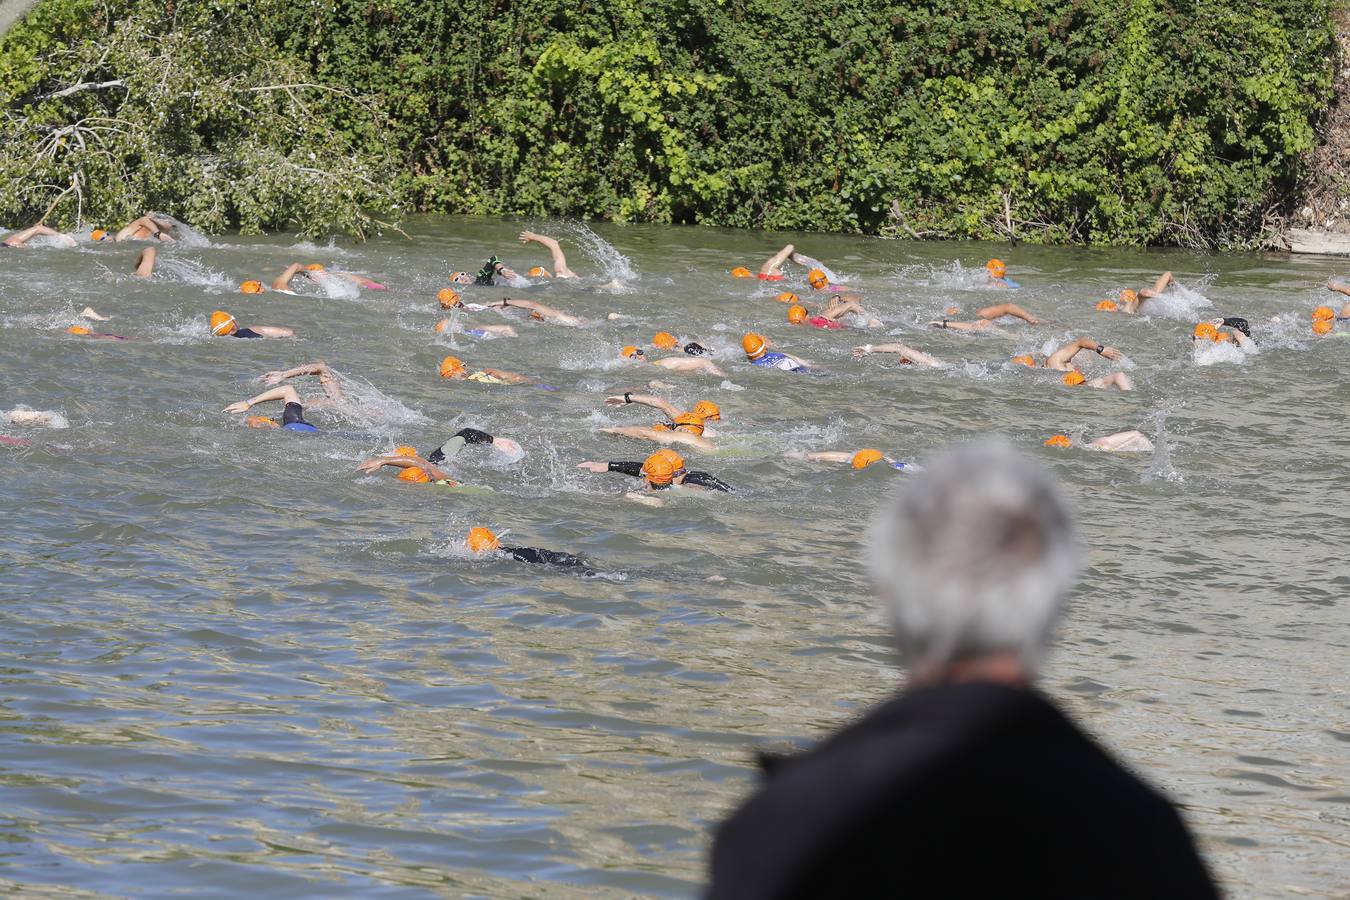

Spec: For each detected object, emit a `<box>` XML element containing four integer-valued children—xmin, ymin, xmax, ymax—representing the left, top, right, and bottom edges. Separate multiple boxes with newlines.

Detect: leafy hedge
<box><xmin>0</xmin><ymin>0</ymin><xmax>1335</xmax><ymax>245</ymax></box>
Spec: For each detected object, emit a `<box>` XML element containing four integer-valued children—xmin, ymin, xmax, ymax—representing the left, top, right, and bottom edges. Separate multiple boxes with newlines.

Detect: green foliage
<box><xmin>0</xmin><ymin>0</ymin><xmax>1335</xmax><ymax>246</ymax></box>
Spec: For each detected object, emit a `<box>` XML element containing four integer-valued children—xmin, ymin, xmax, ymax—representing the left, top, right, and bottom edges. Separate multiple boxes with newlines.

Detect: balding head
<box><xmin>869</xmin><ymin>438</ymin><xmax>1080</xmax><ymax>675</ymax></box>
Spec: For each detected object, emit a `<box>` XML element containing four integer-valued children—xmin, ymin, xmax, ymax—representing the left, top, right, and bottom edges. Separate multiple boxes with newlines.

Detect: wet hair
<box><xmin>869</xmin><ymin>437</ymin><xmax>1080</xmax><ymax>670</ymax></box>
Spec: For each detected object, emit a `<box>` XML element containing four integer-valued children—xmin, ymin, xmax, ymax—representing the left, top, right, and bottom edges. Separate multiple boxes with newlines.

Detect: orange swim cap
<box><xmin>653</xmin><ymin>331</ymin><xmax>679</xmax><ymax>350</ymax></box>
<box><xmin>775</xmin><ymin>291</ymin><xmax>799</xmax><ymax>304</ymax></box>
<box><xmin>1063</xmin><ymin>371</ymin><xmax>1086</xmax><ymax>386</ymax></box>
<box><xmin>742</xmin><ymin>332</ymin><xmax>768</xmax><ymax>360</ymax></box>
<box><xmin>673</xmin><ymin>413</ymin><xmax>706</xmax><ymax>435</ymax></box>
<box><xmin>1214</xmin><ymin>331</ymin><xmax>1231</xmax><ymax>342</ymax></box>
<box><xmin>1096</xmin><ymin>300</ymin><xmax>1118</xmax><ymax>312</ymax></box>
<box><xmin>90</xmin><ymin>229</ymin><xmax>107</xmax><ymax>242</ymax></box>
<box><xmin>439</xmin><ymin>356</ymin><xmax>466</xmax><ymax>378</ymax></box>
<box><xmin>1312</xmin><ymin>319</ymin><xmax>1333</xmax><ymax>335</ymax></box>
<box><xmin>304</xmin><ymin>263</ymin><xmax>325</xmax><ymax>272</ymax></box>
<box><xmin>393</xmin><ymin>445</ymin><xmax>418</xmax><ymax>457</ymax></box>
<box><xmin>1120</xmin><ymin>289</ymin><xmax>1138</xmax><ymax>303</ymax></box>
<box><xmin>528</xmin><ymin>266</ymin><xmax>550</xmax><ymax>278</ymax></box>
<box><xmin>240</xmin><ymin>280</ymin><xmax>264</xmax><ymax>294</ymax></box>
<box><xmin>1193</xmin><ymin>322</ymin><xmax>1219</xmax><ymax>341</ymax></box>
<box><xmin>210</xmin><ymin>311</ymin><xmax>238</xmax><ymax>336</ymax></box>
<box><xmin>245</xmin><ymin>415</ymin><xmax>278</xmax><ymax>429</ymax></box>
<box><xmin>621</xmin><ymin>345</ymin><xmax>644</xmax><ymax>359</ymax></box>
<box><xmin>851</xmin><ymin>449</ymin><xmax>883</xmax><ymax>469</ymax></box>
<box><xmin>642</xmin><ymin>452</ymin><xmax>676</xmax><ymax>485</ymax></box>
<box><xmin>730</xmin><ymin>266</ymin><xmax>753</xmax><ymax>279</ymax></box>
<box><xmin>467</xmin><ymin>527</ymin><xmax>501</xmax><ymax>552</ymax></box>
<box><xmin>787</xmin><ymin>304</ymin><xmax>808</xmax><ymax>324</ymax></box>
<box><xmin>398</xmin><ymin>466</ymin><xmax>431</xmax><ymax>483</ymax></box>
<box><xmin>691</xmin><ymin>400</ymin><xmax>721</xmax><ymax>421</ymax></box>
<box><xmin>1012</xmin><ymin>354</ymin><xmax>1036</xmax><ymax>367</ymax></box>
<box><xmin>808</xmin><ymin>269</ymin><xmax>828</xmax><ymax>290</ymax></box>
<box><xmin>985</xmin><ymin>259</ymin><xmax>1007</xmax><ymax>278</ymax></box>
<box><xmin>437</xmin><ymin>288</ymin><xmax>462</xmax><ymax>309</ymax></box>
<box><xmin>1312</xmin><ymin>305</ymin><xmax>1335</xmax><ymax>322</ymax></box>
<box><xmin>434</xmin><ymin>318</ymin><xmax>452</xmax><ymax>333</ymax></box>
<box><xmin>65</xmin><ymin>325</ymin><xmax>92</xmax><ymax>336</ymax></box>
<box><xmin>1044</xmin><ymin>434</ymin><xmax>1072</xmax><ymax>448</ymax></box>
<box><xmin>653</xmin><ymin>448</ymin><xmax>685</xmax><ymax>472</ymax></box>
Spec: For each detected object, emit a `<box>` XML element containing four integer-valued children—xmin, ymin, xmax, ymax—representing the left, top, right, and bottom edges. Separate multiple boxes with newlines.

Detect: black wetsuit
<box><xmin>475</xmin><ymin>256</ymin><xmax>505</xmax><ymax>286</ymax></box>
<box><xmin>503</xmin><ymin>545</ymin><xmax>595</xmax><ymax>576</ymax></box>
<box><xmin>1221</xmin><ymin>317</ymin><xmax>1251</xmax><ymax>338</ymax></box>
<box><xmin>233</xmin><ymin>327</ymin><xmax>264</xmax><ymax>339</ymax></box>
<box><xmin>427</xmin><ymin>427</ymin><xmax>493</xmax><ymax>464</ymax></box>
<box><xmin>605</xmin><ymin>461</ymin><xmax>733</xmax><ymax>492</ymax></box>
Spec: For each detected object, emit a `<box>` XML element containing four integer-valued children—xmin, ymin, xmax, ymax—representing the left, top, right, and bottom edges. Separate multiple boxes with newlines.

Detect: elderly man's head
<box><xmin>870</xmin><ymin>438</ymin><xmax>1080</xmax><ymax>675</ymax></box>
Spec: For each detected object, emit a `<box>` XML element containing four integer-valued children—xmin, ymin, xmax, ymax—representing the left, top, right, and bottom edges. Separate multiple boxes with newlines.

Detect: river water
<box><xmin>1</xmin><ymin>216</ymin><xmax>1346</xmax><ymax>897</ymax></box>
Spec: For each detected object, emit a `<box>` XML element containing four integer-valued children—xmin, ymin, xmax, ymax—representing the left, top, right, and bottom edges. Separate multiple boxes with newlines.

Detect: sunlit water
<box><xmin>1</xmin><ymin>216</ymin><xmax>1347</xmax><ymax>897</ymax></box>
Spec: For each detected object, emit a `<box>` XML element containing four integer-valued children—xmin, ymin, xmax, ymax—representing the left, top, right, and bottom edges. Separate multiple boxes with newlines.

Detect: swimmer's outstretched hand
<box><xmin>223</xmin><ymin>401</ymin><xmax>251</xmax><ymax>413</ymax></box>
<box><xmin>625</xmin><ymin>491</ymin><xmax>664</xmax><ymax>507</ymax></box>
<box><xmin>258</xmin><ymin>371</ymin><xmax>287</xmax><ymax>385</ymax></box>
<box><xmin>577</xmin><ymin>461</ymin><xmax>608</xmax><ymax>473</ymax></box>
<box><xmin>518</xmin><ymin>231</ymin><xmax>540</xmax><ymax>244</ymax></box>
<box><xmin>604</xmin><ymin>395</ymin><xmax>631</xmax><ymax>407</ymax></box>
<box><xmin>851</xmin><ymin>345</ymin><xmax>873</xmax><ymax>359</ymax></box>
<box><xmin>354</xmin><ymin>459</ymin><xmax>387</xmax><ymax>474</ymax></box>
<box><xmin>1099</xmin><ymin>347</ymin><xmax>1123</xmax><ymax>361</ymax></box>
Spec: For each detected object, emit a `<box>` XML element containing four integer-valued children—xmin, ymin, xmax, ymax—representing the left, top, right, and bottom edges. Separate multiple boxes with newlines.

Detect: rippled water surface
<box><xmin>1</xmin><ymin>217</ymin><xmax>1347</xmax><ymax>897</ymax></box>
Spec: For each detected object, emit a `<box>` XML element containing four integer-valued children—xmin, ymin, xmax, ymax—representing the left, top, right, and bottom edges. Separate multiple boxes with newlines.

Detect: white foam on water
<box><xmin>317</xmin><ymin>275</ymin><xmax>362</xmax><ymax>300</ymax></box>
<box><xmin>1137</xmin><ymin>283</ymin><xmax>1213</xmax><ymax>320</ymax></box>
<box><xmin>288</xmin><ymin>238</ymin><xmax>352</xmax><ymax>258</ymax></box>
<box><xmin>557</xmin><ymin>221</ymin><xmax>638</xmax><ymax>285</ymax></box>
<box><xmin>329</xmin><ymin>373</ymin><xmax>429</xmax><ymax>427</ymax></box>
<box><xmin>150</xmin><ymin>214</ymin><xmax>212</xmax><ymax>248</ymax></box>
<box><xmin>154</xmin><ymin>256</ymin><xmax>235</xmax><ymax>288</ymax></box>
<box><xmin>1140</xmin><ymin>405</ymin><xmax>1183</xmax><ymax>485</ymax></box>
<box><xmin>1192</xmin><ymin>340</ymin><xmax>1251</xmax><ymax>367</ymax></box>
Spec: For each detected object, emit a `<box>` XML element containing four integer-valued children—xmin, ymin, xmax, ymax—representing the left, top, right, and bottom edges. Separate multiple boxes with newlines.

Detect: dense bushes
<box><xmin>0</xmin><ymin>0</ymin><xmax>1335</xmax><ymax>245</ymax></box>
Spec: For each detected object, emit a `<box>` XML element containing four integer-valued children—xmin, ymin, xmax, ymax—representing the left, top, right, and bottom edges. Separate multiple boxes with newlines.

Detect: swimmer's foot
<box><xmin>80</xmin><ymin>307</ymin><xmax>109</xmax><ymax>320</ymax></box>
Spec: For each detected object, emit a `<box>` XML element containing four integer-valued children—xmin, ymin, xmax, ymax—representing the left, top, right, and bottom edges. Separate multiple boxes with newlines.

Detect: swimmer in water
<box><xmin>64</xmin><ymin>325</ymin><xmax>132</xmax><ymax>340</ymax></box>
<box><xmin>577</xmin><ymin>447</ymin><xmax>733</xmax><ymax>491</ymax></box>
<box><xmin>742</xmin><ymin>333</ymin><xmax>812</xmax><ymax>372</ymax></box>
<box><xmin>439</xmin><ymin>355</ymin><xmax>536</xmax><ymax>385</ymax></box>
<box><xmin>1105</xmin><ymin>271</ymin><xmax>1175</xmax><ymax>314</ymax></box>
<box><xmin>209</xmin><ymin>310</ymin><xmax>294</xmax><ymax>339</ymax></box>
<box><xmin>271</xmin><ymin>263</ymin><xmax>387</xmax><ymax>294</ymax></box>
<box><xmin>786</xmin><ymin>298</ymin><xmax>883</xmax><ymax>330</ymax></box>
<box><xmin>1044</xmin><ymin>431</ymin><xmax>1154</xmax><ymax>452</ymax></box>
<box><xmin>1195</xmin><ymin>319</ymin><xmax>1255</xmax><ymax>351</ymax></box>
<box><xmin>604</xmin><ymin>393</ymin><xmax>722</xmax><ymax>432</ymax></box>
<box><xmin>431</xmin><ymin>289</ymin><xmax>518</xmax><ymax>337</ymax></box>
<box><xmin>355</xmin><ymin>448</ymin><xmax>459</xmax><ymax>485</ymax></box>
<box><xmin>600</xmin><ymin>411</ymin><xmax>714</xmax><ymax>452</ymax></box>
<box><xmin>491</xmin><ymin>296</ymin><xmax>583</xmax><ymax>326</ymax></box>
<box><xmin>465</xmin><ymin>526</ymin><xmax>596</xmax><ymax>574</ymax></box>
<box><xmin>851</xmin><ymin>341</ymin><xmax>946</xmax><ymax>368</ymax></box>
<box><xmin>1</xmin><ymin>223</ymin><xmax>77</xmax><ymax>248</ymax></box>
<box><xmin>115</xmin><ymin>214</ymin><xmax>177</xmax><ymax>242</ymax></box>
<box><xmin>619</xmin><ymin>346</ymin><xmax>725</xmax><ymax>376</ymax></box>
<box><xmin>650</xmin><ymin>332</ymin><xmax>714</xmax><ymax>355</ymax></box>
<box><xmin>983</xmin><ymin>258</ymin><xmax>1019</xmax><ymax>288</ymax></box>
<box><xmin>791</xmin><ymin>448</ymin><xmax>917</xmax><ymax>471</ymax></box>
<box><xmin>933</xmin><ymin>301</ymin><xmax>1042</xmax><ymax>330</ymax></box>
<box><xmin>1013</xmin><ymin>338</ymin><xmax>1132</xmax><ymax>390</ymax></box>
<box><xmin>224</xmin><ymin>361</ymin><xmax>345</xmax><ymax>430</ymax></box>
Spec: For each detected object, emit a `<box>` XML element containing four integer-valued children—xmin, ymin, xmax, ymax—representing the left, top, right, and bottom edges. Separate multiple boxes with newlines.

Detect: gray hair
<box><xmin>869</xmin><ymin>437</ymin><xmax>1080</xmax><ymax>670</ymax></box>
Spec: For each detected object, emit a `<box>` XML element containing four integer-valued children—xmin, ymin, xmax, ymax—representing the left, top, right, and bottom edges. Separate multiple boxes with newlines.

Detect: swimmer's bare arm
<box><xmin>496</xmin><ymin>297</ymin><xmax>581</xmax><ymax>326</ymax></box>
<box><xmin>1138</xmin><ymin>271</ymin><xmax>1173</xmax><ymax>299</ymax></box>
<box><xmin>1326</xmin><ymin>280</ymin><xmax>1350</xmax><ymax>299</ymax></box>
<box><xmin>518</xmin><ymin>232</ymin><xmax>577</xmax><ymax>278</ymax></box>
<box><xmin>650</xmin><ymin>357</ymin><xmax>725</xmax><ymax>375</ymax></box>
<box><xmin>760</xmin><ymin>244</ymin><xmax>794</xmax><ymax>276</ymax></box>
<box><xmin>224</xmin><ymin>385</ymin><xmax>301</xmax><ymax>413</ymax></box>
<box><xmin>974</xmin><ymin>302</ymin><xmax>1040</xmax><ymax>324</ymax></box>
<box><xmin>852</xmin><ymin>343</ymin><xmax>945</xmax><ymax>368</ymax></box>
<box><xmin>258</xmin><ymin>361</ymin><xmax>344</xmax><ymax>401</ymax></box>
<box><xmin>803</xmin><ymin>451</ymin><xmax>853</xmax><ymax>464</ymax></box>
<box><xmin>1045</xmin><ymin>338</ymin><xmax>1120</xmax><ymax>371</ymax></box>
<box><xmin>115</xmin><ymin>215</ymin><xmax>175</xmax><ymax>242</ymax></box>
<box><xmin>271</xmin><ymin>263</ymin><xmax>307</xmax><ymax>291</ymax></box>
<box><xmin>928</xmin><ymin>319</ymin><xmax>994</xmax><ymax>333</ymax></box>
<box><xmin>2</xmin><ymin>224</ymin><xmax>76</xmax><ymax>247</ymax></box>
<box><xmin>605</xmin><ymin>393</ymin><xmax>681</xmax><ymax>419</ymax></box>
<box><xmin>600</xmin><ymin>426</ymin><xmax>715</xmax><ymax>451</ymax></box>
<box><xmin>1086</xmin><ymin>372</ymin><xmax>1134</xmax><ymax>392</ymax></box>
<box><xmin>134</xmin><ymin>247</ymin><xmax>156</xmax><ymax>277</ymax></box>
<box><xmin>482</xmin><ymin>367</ymin><xmax>535</xmax><ymax>385</ymax></box>
<box><xmin>354</xmin><ymin>455</ymin><xmax>453</xmax><ymax>481</ymax></box>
